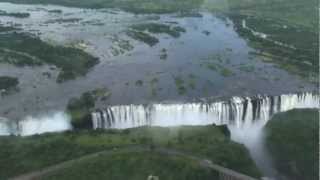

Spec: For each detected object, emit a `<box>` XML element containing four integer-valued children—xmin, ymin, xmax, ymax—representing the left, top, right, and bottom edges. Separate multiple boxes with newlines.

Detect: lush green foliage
<box><xmin>230</xmin><ymin>15</ymin><xmax>318</xmax><ymax>82</ymax></box>
<box><xmin>265</xmin><ymin>109</ymin><xmax>319</xmax><ymax>180</ymax></box>
<box><xmin>0</xmin><ymin>125</ymin><xmax>261</xmax><ymax>179</ymax></box>
<box><xmin>41</xmin><ymin>151</ymin><xmax>219</xmax><ymax>180</ymax></box>
<box><xmin>205</xmin><ymin>0</ymin><xmax>318</xmax><ymax>31</ymax></box>
<box><xmin>67</xmin><ymin>89</ymin><xmax>111</xmax><ymax>128</ymax></box>
<box><xmin>0</xmin><ymin>30</ymin><xmax>99</xmax><ymax>82</ymax></box>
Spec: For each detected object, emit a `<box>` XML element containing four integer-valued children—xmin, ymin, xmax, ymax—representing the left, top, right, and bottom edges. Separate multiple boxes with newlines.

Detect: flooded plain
<box><xmin>0</xmin><ymin>2</ymin><xmax>316</xmax><ymax>121</ymax></box>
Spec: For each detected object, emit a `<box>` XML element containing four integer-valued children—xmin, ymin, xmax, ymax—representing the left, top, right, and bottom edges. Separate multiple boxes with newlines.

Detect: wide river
<box><xmin>0</xmin><ymin>2</ymin><xmax>316</xmax><ymax>120</ymax></box>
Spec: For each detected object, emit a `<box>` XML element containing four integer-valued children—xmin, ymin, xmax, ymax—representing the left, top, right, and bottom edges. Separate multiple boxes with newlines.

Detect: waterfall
<box><xmin>91</xmin><ymin>92</ymin><xmax>319</xmax><ymax>129</ymax></box>
<box><xmin>0</xmin><ymin>112</ymin><xmax>72</xmax><ymax>136</ymax></box>
<box><xmin>0</xmin><ymin>92</ymin><xmax>318</xmax><ymax>136</ymax></box>
<box><xmin>91</xmin><ymin>92</ymin><xmax>319</xmax><ymax>178</ymax></box>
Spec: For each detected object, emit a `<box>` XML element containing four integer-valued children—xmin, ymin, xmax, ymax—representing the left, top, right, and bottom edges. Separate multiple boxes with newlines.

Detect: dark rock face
<box><xmin>217</xmin><ymin>124</ymin><xmax>230</xmax><ymax>138</ymax></box>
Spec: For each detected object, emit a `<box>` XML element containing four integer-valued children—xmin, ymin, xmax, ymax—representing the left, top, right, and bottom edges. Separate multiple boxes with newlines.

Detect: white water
<box><xmin>0</xmin><ymin>92</ymin><xmax>318</xmax><ymax>178</ymax></box>
<box><xmin>91</xmin><ymin>92</ymin><xmax>319</xmax><ymax>129</ymax></box>
<box><xmin>1</xmin><ymin>92</ymin><xmax>317</xmax><ymax>136</ymax></box>
<box><xmin>0</xmin><ymin>112</ymin><xmax>72</xmax><ymax>136</ymax></box>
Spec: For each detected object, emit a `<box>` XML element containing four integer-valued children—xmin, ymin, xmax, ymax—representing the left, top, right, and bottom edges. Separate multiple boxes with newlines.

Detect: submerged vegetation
<box><xmin>265</xmin><ymin>109</ymin><xmax>319</xmax><ymax>180</ymax></box>
<box><xmin>174</xmin><ymin>76</ymin><xmax>187</xmax><ymax>95</ymax></box>
<box><xmin>0</xmin><ymin>10</ymin><xmax>30</xmax><ymax>18</ymax></box>
<box><xmin>126</xmin><ymin>23</ymin><xmax>186</xmax><ymax>46</ymax></box>
<box><xmin>0</xmin><ymin>26</ymin><xmax>16</xmax><ymax>32</ymax></box>
<box><xmin>159</xmin><ymin>48</ymin><xmax>168</xmax><ymax>60</ymax></box>
<box><xmin>44</xmin><ymin>18</ymin><xmax>82</xmax><ymax>24</ymax></box>
<box><xmin>126</xmin><ymin>30</ymin><xmax>159</xmax><ymax>47</ymax></box>
<box><xmin>0</xmin><ymin>26</ymin><xmax>99</xmax><ymax>82</ymax></box>
<box><xmin>173</xmin><ymin>75</ymin><xmax>198</xmax><ymax>95</ymax></box>
<box><xmin>135</xmin><ymin>80</ymin><xmax>144</xmax><ymax>86</ymax></box>
<box><xmin>109</xmin><ymin>36</ymin><xmax>134</xmax><ymax>56</ymax></box>
<box><xmin>0</xmin><ymin>76</ymin><xmax>18</xmax><ymax>91</ymax></box>
<box><xmin>0</xmin><ymin>125</ymin><xmax>261</xmax><ymax>179</ymax></box>
<box><xmin>238</xmin><ymin>64</ymin><xmax>255</xmax><ymax>73</ymax></box>
<box><xmin>130</xmin><ymin>23</ymin><xmax>186</xmax><ymax>38</ymax></box>
<box><xmin>204</xmin><ymin>62</ymin><xmax>234</xmax><ymax>77</ymax></box>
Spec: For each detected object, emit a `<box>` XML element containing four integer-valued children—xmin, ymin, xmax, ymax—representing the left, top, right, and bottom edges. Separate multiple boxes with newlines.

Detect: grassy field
<box><xmin>0</xmin><ymin>26</ymin><xmax>99</xmax><ymax>82</ymax></box>
<box><xmin>265</xmin><ymin>109</ymin><xmax>319</xmax><ymax>180</ymax></box>
<box><xmin>40</xmin><ymin>151</ymin><xmax>219</xmax><ymax>180</ymax></box>
<box><xmin>0</xmin><ymin>125</ymin><xmax>261</xmax><ymax>179</ymax></box>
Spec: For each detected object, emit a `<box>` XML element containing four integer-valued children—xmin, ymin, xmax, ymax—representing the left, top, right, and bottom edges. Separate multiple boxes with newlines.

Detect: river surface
<box><xmin>0</xmin><ymin>2</ymin><xmax>316</xmax><ymax>120</ymax></box>
<box><xmin>0</xmin><ymin>2</ymin><xmax>318</xmax><ymax>179</ymax></box>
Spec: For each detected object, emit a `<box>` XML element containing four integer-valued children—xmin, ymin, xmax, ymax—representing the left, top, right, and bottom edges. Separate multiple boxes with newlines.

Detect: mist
<box><xmin>0</xmin><ymin>111</ymin><xmax>72</xmax><ymax>136</ymax></box>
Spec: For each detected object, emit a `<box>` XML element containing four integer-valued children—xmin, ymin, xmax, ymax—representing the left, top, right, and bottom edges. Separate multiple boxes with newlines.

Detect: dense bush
<box><xmin>0</xmin><ymin>125</ymin><xmax>261</xmax><ymax>179</ymax></box>
<box><xmin>265</xmin><ymin>109</ymin><xmax>319</xmax><ymax>180</ymax></box>
<box><xmin>67</xmin><ymin>89</ymin><xmax>111</xmax><ymax>128</ymax></box>
<box><xmin>42</xmin><ymin>151</ymin><xmax>220</xmax><ymax>180</ymax></box>
<box><xmin>0</xmin><ymin>31</ymin><xmax>99</xmax><ymax>82</ymax></box>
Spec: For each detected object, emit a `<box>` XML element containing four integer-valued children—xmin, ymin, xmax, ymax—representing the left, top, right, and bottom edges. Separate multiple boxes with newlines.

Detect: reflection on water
<box><xmin>0</xmin><ymin>2</ymin><xmax>316</xmax><ymax>120</ymax></box>
<box><xmin>0</xmin><ymin>2</ymin><xmax>140</xmax><ymax>60</ymax></box>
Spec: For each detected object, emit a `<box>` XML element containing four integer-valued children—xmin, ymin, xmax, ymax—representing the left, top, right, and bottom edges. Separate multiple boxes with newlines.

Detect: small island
<box><xmin>0</xmin><ymin>76</ymin><xmax>19</xmax><ymax>93</ymax></box>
